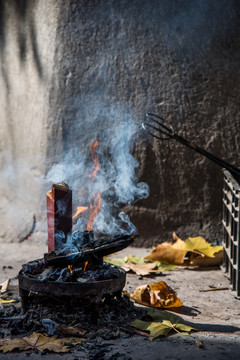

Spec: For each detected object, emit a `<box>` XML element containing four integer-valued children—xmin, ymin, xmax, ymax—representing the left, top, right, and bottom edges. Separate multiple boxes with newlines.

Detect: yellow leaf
<box><xmin>131</xmin><ymin>310</ymin><xmax>197</xmax><ymax>340</ymax></box>
<box><xmin>0</xmin><ymin>298</ymin><xmax>16</xmax><ymax>304</ymax></box>
<box><xmin>145</xmin><ymin>245</ymin><xmax>186</xmax><ymax>265</ymax></box>
<box><xmin>184</xmin><ymin>237</ymin><xmax>223</xmax><ymax>258</ymax></box>
<box><xmin>0</xmin><ymin>332</ymin><xmax>85</xmax><ymax>353</ymax></box>
<box><xmin>145</xmin><ymin>233</ymin><xmax>223</xmax><ymax>266</ymax></box>
<box><xmin>104</xmin><ymin>257</ymin><xmax>126</xmax><ymax>266</ymax></box>
<box><xmin>130</xmin><ymin>281</ymin><xmax>183</xmax><ymax>309</ymax></box>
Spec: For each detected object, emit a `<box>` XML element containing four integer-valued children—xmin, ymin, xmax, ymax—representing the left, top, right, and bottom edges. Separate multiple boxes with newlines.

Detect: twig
<box><xmin>132</xmin><ymin>328</ymin><xmax>149</xmax><ymax>337</ymax></box>
<box><xmin>32</xmin><ymin>334</ymin><xmax>40</xmax><ymax>350</ymax></box>
<box><xmin>199</xmin><ymin>287</ymin><xmax>229</xmax><ymax>292</ymax></box>
<box><xmin>0</xmin><ymin>313</ymin><xmax>28</xmax><ymax>321</ymax></box>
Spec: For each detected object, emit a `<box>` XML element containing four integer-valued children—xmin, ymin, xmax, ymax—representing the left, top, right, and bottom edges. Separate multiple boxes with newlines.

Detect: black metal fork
<box><xmin>142</xmin><ymin>113</ymin><xmax>240</xmax><ymax>178</ymax></box>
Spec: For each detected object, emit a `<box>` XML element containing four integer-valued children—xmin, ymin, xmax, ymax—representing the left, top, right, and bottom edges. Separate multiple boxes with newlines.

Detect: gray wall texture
<box><xmin>0</xmin><ymin>0</ymin><xmax>240</xmax><ymax>246</ymax></box>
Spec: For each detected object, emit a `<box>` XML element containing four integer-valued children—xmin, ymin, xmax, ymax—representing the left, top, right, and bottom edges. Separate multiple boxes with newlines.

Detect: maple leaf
<box><xmin>130</xmin><ymin>281</ymin><xmax>183</xmax><ymax>308</ymax></box>
<box><xmin>145</xmin><ymin>245</ymin><xmax>186</xmax><ymax>265</ymax></box>
<box><xmin>184</xmin><ymin>237</ymin><xmax>223</xmax><ymax>257</ymax></box>
<box><xmin>188</xmin><ymin>249</ymin><xmax>223</xmax><ymax>267</ymax></box>
<box><xmin>145</xmin><ymin>234</ymin><xmax>223</xmax><ymax>266</ymax></box>
<box><xmin>131</xmin><ymin>310</ymin><xmax>197</xmax><ymax>340</ymax></box>
<box><xmin>0</xmin><ymin>332</ymin><xmax>84</xmax><ymax>353</ymax></box>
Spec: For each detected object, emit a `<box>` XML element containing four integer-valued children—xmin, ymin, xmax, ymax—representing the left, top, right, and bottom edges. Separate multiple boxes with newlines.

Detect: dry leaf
<box><xmin>104</xmin><ymin>257</ymin><xmax>126</xmax><ymax>267</ymax></box>
<box><xmin>59</xmin><ymin>325</ymin><xmax>85</xmax><ymax>337</ymax></box>
<box><xmin>105</xmin><ymin>255</ymin><xmax>175</xmax><ymax>275</ymax></box>
<box><xmin>0</xmin><ymin>332</ymin><xmax>84</xmax><ymax>353</ymax></box>
<box><xmin>0</xmin><ymin>279</ymin><xmax>10</xmax><ymax>294</ymax></box>
<box><xmin>184</xmin><ymin>237</ymin><xmax>223</xmax><ymax>258</ymax></box>
<box><xmin>0</xmin><ymin>298</ymin><xmax>16</xmax><ymax>304</ymax></box>
<box><xmin>130</xmin><ymin>281</ymin><xmax>183</xmax><ymax>308</ymax></box>
<box><xmin>124</xmin><ymin>256</ymin><xmax>146</xmax><ymax>265</ymax></box>
<box><xmin>145</xmin><ymin>234</ymin><xmax>223</xmax><ymax>266</ymax></box>
<box><xmin>122</xmin><ymin>261</ymin><xmax>158</xmax><ymax>276</ymax></box>
<box><xmin>188</xmin><ymin>249</ymin><xmax>223</xmax><ymax>267</ymax></box>
<box><xmin>131</xmin><ymin>309</ymin><xmax>197</xmax><ymax>340</ymax></box>
<box><xmin>145</xmin><ymin>245</ymin><xmax>186</xmax><ymax>265</ymax></box>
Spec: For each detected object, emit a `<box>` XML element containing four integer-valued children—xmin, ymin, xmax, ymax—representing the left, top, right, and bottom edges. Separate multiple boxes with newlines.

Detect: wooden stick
<box><xmin>199</xmin><ymin>287</ymin><xmax>229</xmax><ymax>292</ymax></box>
<box><xmin>47</xmin><ymin>183</ymin><xmax>72</xmax><ymax>252</ymax></box>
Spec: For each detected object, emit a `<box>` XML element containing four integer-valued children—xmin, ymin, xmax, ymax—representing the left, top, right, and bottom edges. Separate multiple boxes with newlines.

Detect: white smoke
<box><xmin>46</xmin><ymin>106</ymin><xmax>149</xmax><ymax>238</ymax></box>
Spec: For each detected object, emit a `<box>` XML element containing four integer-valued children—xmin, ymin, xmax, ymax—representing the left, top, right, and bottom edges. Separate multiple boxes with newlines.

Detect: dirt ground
<box><xmin>0</xmin><ymin>241</ymin><xmax>240</xmax><ymax>360</ymax></box>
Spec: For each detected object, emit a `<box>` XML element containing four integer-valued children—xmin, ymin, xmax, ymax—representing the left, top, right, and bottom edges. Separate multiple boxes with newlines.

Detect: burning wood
<box><xmin>46</xmin><ymin>182</ymin><xmax>72</xmax><ymax>252</ymax></box>
<box><xmin>19</xmin><ymin>139</ymin><xmax>140</xmax><ymax>313</ymax></box>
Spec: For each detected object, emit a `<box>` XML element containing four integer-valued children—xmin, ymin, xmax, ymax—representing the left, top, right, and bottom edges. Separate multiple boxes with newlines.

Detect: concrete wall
<box><xmin>0</xmin><ymin>0</ymin><xmax>60</xmax><ymax>242</ymax></box>
<box><xmin>0</xmin><ymin>0</ymin><xmax>240</xmax><ymax>245</ymax></box>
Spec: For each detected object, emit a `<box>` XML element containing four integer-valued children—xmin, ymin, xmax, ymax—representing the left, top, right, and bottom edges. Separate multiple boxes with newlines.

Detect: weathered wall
<box><xmin>0</xmin><ymin>0</ymin><xmax>240</xmax><ymax>245</ymax></box>
<box><xmin>0</xmin><ymin>0</ymin><xmax>60</xmax><ymax>242</ymax></box>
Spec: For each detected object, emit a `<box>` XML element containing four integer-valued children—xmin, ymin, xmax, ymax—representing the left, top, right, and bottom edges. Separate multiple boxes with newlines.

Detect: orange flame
<box><xmin>73</xmin><ymin>206</ymin><xmax>88</xmax><ymax>219</ymax></box>
<box><xmin>89</xmin><ymin>140</ymin><xmax>100</xmax><ymax>182</ymax></box>
<box><xmin>83</xmin><ymin>261</ymin><xmax>88</xmax><ymax>272</ymax></box>
<box><xmin>87</xmin><ymin>192</ymin><xmax>102</xmax><ymax>231</ymax></box>
<box><xmin>68</xmin><ymin>265</ymin><xmax>73</xmax><ymax>274</ymax></box>
<box><xmin>73</xmin><ymin>140</ymin><xmax>101</xmax><ymax>231</ymax></box>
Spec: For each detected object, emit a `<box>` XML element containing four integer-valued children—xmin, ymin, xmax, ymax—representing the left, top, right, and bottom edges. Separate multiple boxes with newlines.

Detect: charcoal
<box><xmin>22</xmin><ymin>259</ymin><xmax>46</xmax><ymax>276</ymax></box>
<box><xmin>44</xmin><ymin>234</ymin><xmax>135</xmax><ymax>267</ymax></box>
<box><xmin>55</xmin><ymin>268</ymin><xmax>71</xmax><ymax>282</ymax></box>
<box><xmin>38</xmin><ymin>267</ymin><xmax>58</xmax><ymax>281</ymax></box>
<box><xmin>72</xmin><ymin>230</ymin><xmax>94</xmax><ymax>249</ymax></box>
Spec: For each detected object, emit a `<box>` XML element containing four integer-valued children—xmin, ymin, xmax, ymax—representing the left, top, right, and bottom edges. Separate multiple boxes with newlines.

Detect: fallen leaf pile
<box><xmin>128</xmin><ymin>281</ymin><xmax>183</xmax><ymax>309</ymax></box>
<box><xmin>145</xmin><ymin>233</ymin><xmax>223</xmax><ymax>266</ymax></box>
<box><xmin>131</xmin><ymin>309</ymin><xmax>197</xmax><ymax>340</ymax></box>
<box><xmin>0</xmin><ymin>332</ymin><xmax>84</xmax><ymax>353</ymax></box>
<box><xmin>104</xmin><ymin>255</ymin><xmax>175</xmax><ymax>276</ymax></box>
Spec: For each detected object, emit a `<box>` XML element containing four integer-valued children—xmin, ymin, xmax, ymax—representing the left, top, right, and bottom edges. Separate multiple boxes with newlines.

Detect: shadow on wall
<box><xmin>0</xmin><ymin>0</ymin><xmax>43</xmax><ymax>94</ymax></box>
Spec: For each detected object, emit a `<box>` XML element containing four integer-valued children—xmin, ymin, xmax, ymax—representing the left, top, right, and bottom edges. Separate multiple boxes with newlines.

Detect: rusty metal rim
<box><xmin>18</xmin><ymin>264</ymin><xmax>126</xmax><ymax>297</ymax></box>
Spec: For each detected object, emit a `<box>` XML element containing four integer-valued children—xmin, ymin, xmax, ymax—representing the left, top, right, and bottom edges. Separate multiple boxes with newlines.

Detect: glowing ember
<box><xmin>83</xmin><ymin>261</ymin><xmax>88</xmax><ymax>272</ymax></box>
<box><xmin>68</xmin><ymin>265</ymin><xmax>73</xmax><ymax>274</ymax></box>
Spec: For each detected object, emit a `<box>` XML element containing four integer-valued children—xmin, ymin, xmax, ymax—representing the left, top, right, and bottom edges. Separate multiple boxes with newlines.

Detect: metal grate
<box><xmin>222</xmin><ymin>169</ymin><xmax>240</xmax><ymax>298</ymax></box>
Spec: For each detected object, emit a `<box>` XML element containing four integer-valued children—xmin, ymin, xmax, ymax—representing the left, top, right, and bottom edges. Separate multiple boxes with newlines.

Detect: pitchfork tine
<box><xmin>142</xmin><ymin>113</ymin><xmax>240</xmax><ymax>178</ymax></box>
<box><xmin>142</xmin><ymin>113</ymin><xmax>175</xmax><ymax>140</ymax></box>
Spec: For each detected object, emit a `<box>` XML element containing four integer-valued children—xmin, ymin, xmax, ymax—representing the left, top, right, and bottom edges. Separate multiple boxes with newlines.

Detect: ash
<box><xmin>0</xmin><ymin>293</ymin><xmax>144</xmax><ymax>343</ymax></box>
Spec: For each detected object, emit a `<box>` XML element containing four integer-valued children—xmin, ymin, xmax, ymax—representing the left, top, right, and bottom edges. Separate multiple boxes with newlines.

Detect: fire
<box><xmin>87</xmin><ymin>192</ymin><xmax>102</xmax><ymax>231</ymax></box>
<box><xmin>68</xmin><ymin>265</ymin><xmax>73</xmax><ymax>274</ymax></box>
<box><xmin>89</xmin><ymin>140</ymin><xmax>100</xmax><ymax>182</ymax></box>
<box><xmin>83</xmin><ymin>261</ymin><xmax>88</xmax><ymax>272</ymax></box>
<box><xmin>73</xmin><ymin>140</ymin><xmax>102</xmax><ymax>231</ymax></box>
<box><xmin>72</xmin><ymin>206</ymin><xmax>88</xmax><ymax>219</ymax></box>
